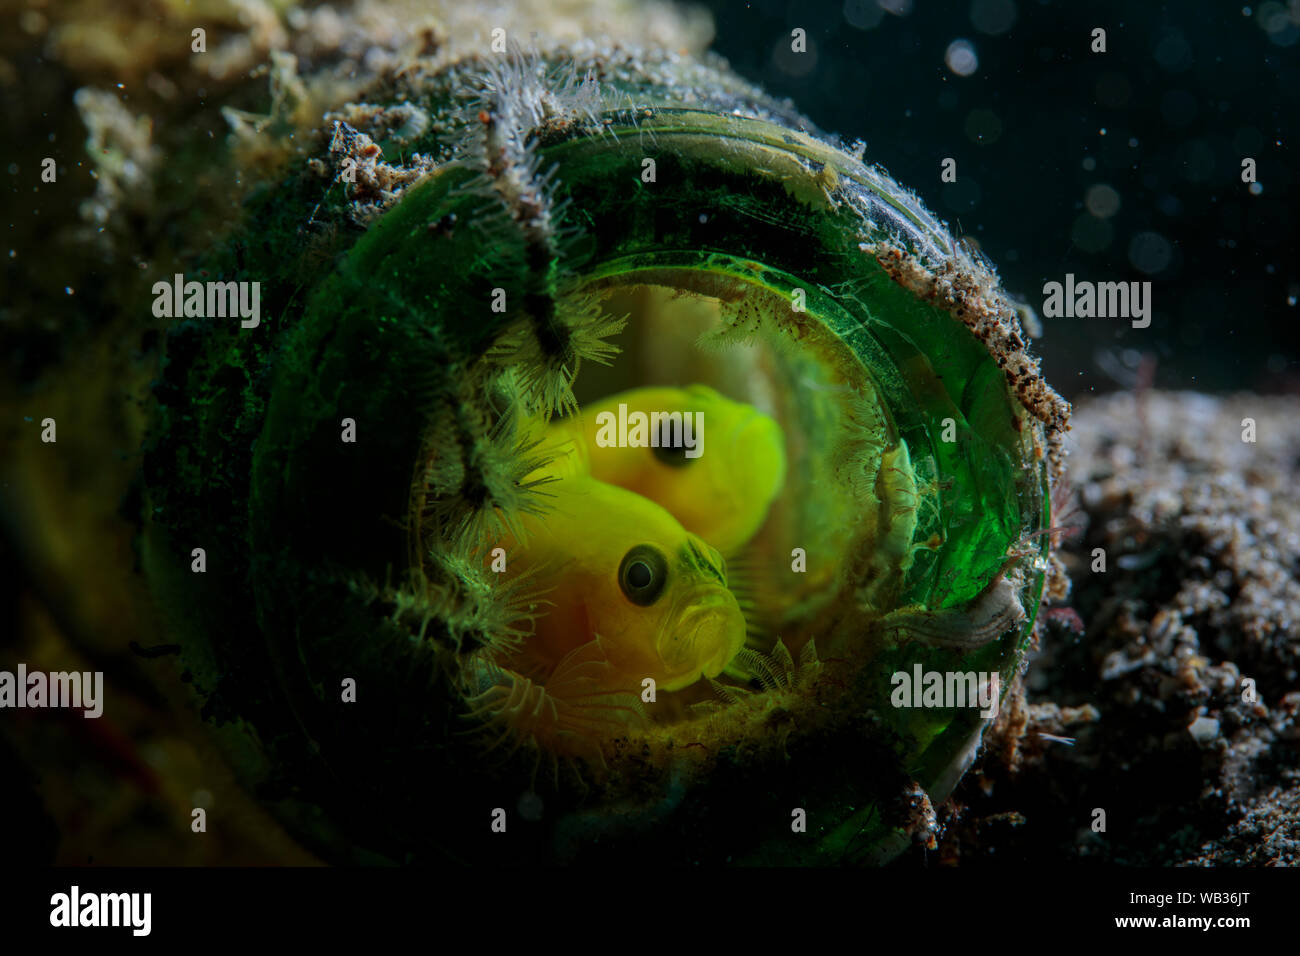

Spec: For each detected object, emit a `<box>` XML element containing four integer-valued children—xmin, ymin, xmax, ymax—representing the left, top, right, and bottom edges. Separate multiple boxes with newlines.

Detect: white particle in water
<box><xmin>945</xmin><ymin>39</ymin><xmax>979</xmax><ymax>76</ymax></box>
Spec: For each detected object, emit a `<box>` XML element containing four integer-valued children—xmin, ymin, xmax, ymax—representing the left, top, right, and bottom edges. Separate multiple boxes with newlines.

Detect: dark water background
<box><xmin>698</xmin><ymin>0</ymin><xmax>1300</xmax><ymax>400</ymax></box>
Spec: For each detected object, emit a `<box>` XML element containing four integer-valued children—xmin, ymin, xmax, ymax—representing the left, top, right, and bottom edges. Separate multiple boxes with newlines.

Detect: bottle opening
<box><xmin>437</xmin><ymin>255</ymin><xmax>936</xmax><ymax>759</ymax></box>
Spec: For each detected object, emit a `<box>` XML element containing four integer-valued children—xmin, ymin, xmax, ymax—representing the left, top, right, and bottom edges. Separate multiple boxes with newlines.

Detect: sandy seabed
<box><xmin>926</xmin><ymin>390</ymin><xmax>1300</xmax><ymax>866</ymax></box>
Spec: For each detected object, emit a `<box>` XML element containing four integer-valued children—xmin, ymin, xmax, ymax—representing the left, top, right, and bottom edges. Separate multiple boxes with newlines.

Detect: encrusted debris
<box><xmin>73</xmin><ymin>88</ymin><xmax>160</xmax><ymax>232</ymax></box>
<box><xmin>322</xmin><ymin>120</ymin><xmax>437</xmax><ymax>224</ymax></box>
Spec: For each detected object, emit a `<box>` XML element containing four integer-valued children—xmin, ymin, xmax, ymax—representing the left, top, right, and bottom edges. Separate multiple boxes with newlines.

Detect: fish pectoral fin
<box><xmin>544</xmin><ymin>639</ymin><xmax>649</xmax><ymax>738</ymax></box>
<box><xmin>463</xmin><ymin>644</ymin><xmax>644</xmax><ymax>762</ymax></box>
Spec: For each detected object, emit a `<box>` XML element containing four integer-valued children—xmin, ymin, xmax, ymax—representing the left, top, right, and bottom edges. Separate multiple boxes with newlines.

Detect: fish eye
<box><xmin>619</xmin><ymin>545</ymin><xmax>670</xmax><ymax>605</ymax></box>
<box><xmin>652</xmin><ymin>442</ymin><xmax>693</xmax><ymax>467</ymax></box>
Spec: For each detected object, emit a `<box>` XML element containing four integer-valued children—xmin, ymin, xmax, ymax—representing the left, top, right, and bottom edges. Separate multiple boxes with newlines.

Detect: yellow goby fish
<box><xmin>551</xmin><ymin>385</ymin><xmax>787</xmax><ymax>556</ymax></box>
<box><xmin>472</xmin><ymin>468</ymin><xmax>746</xmax><ymax>758</ymax></box>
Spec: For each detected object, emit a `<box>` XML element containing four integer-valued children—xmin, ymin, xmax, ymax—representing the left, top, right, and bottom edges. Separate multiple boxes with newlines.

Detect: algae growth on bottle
<box><xmin>138</xmin><ymin>28</ymin><xmax>1070</xmax><ymax>865</ymax></box>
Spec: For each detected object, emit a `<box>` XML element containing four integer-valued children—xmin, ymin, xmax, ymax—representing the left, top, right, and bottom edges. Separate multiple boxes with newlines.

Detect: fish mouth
<box><xmin>657</xmin><ymin>589</ymin><xmax>745</xmax><ymax>688</ymax></box>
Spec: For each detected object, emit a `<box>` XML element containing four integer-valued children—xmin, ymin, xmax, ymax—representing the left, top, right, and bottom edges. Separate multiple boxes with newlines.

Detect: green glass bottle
<box><xmin>141</xmin><ymin>39</ymin><xmax>1069</xmax><ymax>865</ymax></box>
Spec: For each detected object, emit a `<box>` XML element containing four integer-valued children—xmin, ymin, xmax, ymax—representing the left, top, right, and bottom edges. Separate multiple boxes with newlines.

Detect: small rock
<box><xmin>1188</xmin><ymin>716</ymin><xmax>1220</xmax><ymax>744</ymax></box>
